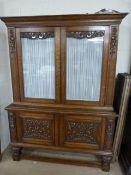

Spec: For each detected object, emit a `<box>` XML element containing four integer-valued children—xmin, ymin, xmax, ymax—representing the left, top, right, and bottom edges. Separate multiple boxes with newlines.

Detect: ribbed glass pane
<box><xmin>21</xmin><ymin>35</ymin><xmax>55</xmax><ymax>99</ymax></box>
<box><xmin>66</xmin><ymin>36</ymin><xmax>103</xmax><ymax>101</ymax></box>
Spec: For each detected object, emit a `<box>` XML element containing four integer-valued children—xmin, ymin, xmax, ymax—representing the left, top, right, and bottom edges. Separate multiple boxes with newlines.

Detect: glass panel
<box><xmin>66</xmin><ymin>31</ymin><xmax>104</xmax><ymax>101</ymax></box>
<box><xmin>21</xmin><ymin>32</ymin><xmax>55</xmax><ymax>99</ymax></box>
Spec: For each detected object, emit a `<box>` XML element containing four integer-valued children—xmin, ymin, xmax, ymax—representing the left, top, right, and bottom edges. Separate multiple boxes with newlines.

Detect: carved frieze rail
<box><xmin>20</xmin><ymin>32</ymin><xmax>54</xmax><ymax>39</ymax></box>
<box><xmin>67</xmin><ymin>31</ymin><xmax>105</xmax><ymax>39</ymax></box>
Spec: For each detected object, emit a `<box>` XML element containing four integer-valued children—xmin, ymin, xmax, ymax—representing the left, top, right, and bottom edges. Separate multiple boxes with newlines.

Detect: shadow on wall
<box><xmin>0</xmin><ymin>20</ymin><xmax>12</xmax><ymax>152</ymax></box>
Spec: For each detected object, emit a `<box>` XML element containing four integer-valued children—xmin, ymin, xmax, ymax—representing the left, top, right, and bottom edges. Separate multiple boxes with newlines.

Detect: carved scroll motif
<box><xmin>8</xmin><ymin>28</ymin><xmax>16</xmax><ymax>59</ymax></box>
<box><xmin>110</xmin><ymin>26</ymin><xmax>118</xmax><ymax>55</ymax></box>
<box><xmin>23</xmin><ymin>118</ymin><xmax>53</xmax><ymax>141</ymax></box>
<box><xmin>20</xmin><ymin>32</ymin><xmax>54</xmax><ymax>39</ymax></box>
<box><xmin>67</xmin><ymin>31</ymin><xmax>105</xmax><ymax>39</ymax></box>
<box><xmin>65</xmin><ymin>120</ymin><xmax>100</xmax><ymax>144</ymax></box>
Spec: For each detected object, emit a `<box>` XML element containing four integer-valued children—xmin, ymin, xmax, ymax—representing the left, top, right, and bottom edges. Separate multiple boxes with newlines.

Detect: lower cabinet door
<box><xmin>60</xmin><ymin>115</ymin><xmax>106</xmax><ymax>150</ymax></box>
<box><xmin>16</xmin><ymin>112</ymin><xmax>56</xmax><ymax>146</ymax></box>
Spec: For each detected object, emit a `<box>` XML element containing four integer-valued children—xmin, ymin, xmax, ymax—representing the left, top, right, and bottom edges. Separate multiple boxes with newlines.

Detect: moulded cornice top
<box><xmin>0</xmin><ymin>9</ymin><xmax>128</xmax><ymax>26</ymax></box>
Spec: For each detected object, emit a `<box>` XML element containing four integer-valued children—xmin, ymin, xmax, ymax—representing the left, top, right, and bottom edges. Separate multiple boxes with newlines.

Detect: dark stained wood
<box><xmin>113</xmin><ymin>73</ymin><xmax>131</xmax><ymax>161</ymax></box>
<box><xmin>119</xmin><ymin>92</ymin><xmax>131</xmax><ymax>175</ymax></box>
<box><xmin>1</xmin><ymin>12</ymin><xmax>128</xmax><ymax>172</ymax></box>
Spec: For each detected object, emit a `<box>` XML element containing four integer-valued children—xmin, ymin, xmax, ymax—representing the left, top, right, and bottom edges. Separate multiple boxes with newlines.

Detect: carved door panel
<box><xmin>16</xmin><ymin>27</ymin><xmax>61</xmax><ymax>104</ymax></box>
<box><xmin>60</xmin><ymin>114</ymin><xmax>106</xmax><ymax>150</ymax></box>
<box><xmin>61</xmin><ymin>26</ymin><xmax>110</xmax><ymax>106</ymax></box>
<box><xmin>16</xmin><ymin>112</ymin><xmax>57</xmax><ymax>146</ymax></box>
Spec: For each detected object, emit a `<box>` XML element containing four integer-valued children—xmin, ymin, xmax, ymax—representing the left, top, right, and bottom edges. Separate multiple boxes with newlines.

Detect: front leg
<box><xmin>12</xmin><ymin>146</ymin><xmax>22</xmax><ymax>161</ymax></box>
<box><xmin>102</xmin><ymin>155</ymin><xmax>112</xmax><ymax>172</ymax></box>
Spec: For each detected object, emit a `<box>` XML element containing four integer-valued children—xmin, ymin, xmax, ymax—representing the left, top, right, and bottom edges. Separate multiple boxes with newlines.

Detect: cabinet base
<box><xmin>11</xmin><ymin>145</ymin><xmax>112</xmax><ymax>172</ymax></box>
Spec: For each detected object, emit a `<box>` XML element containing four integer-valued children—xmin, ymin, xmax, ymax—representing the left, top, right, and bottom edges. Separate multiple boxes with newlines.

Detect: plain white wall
<box><xmin>0</xmin><ymin>20</ymin><xmax>12</xmax><ymax>152</ymax></box>
<box><xmin>0</xmin><ymin>0</ymin><xmax>131</xmax><ymax>151</ymax></box>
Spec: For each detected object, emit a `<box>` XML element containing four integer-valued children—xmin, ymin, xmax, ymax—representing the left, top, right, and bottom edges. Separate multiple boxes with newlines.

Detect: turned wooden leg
<box><xmin>12</xmin><ymin>146</ymin><xmax>22</xmax><ymax>161</ymax></box>
<box><xmin>102</xmin><ymin>155</ymin><xmax>112</xmax><ymax>172</ymax></box>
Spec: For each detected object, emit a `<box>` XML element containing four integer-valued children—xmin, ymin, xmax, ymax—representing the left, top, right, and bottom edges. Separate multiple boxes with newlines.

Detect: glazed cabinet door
<box><xmin>61</xmin><ymin>26</ymin><xmax>109</xmax><ymax>106</ymax></box>
<box><xmin>16</xmin><ymin>27</ymin><xmax>60</xmax><ymax>104</ymax></box>
<box><xmin>60</xmin><ymin>115</ymin><xmax>106</xmax><ymax>150</ymax></box>
<box><xmin>15</xmin><ymin>112</ymin><xmax>58</xmax><ymax>146</ymax></box>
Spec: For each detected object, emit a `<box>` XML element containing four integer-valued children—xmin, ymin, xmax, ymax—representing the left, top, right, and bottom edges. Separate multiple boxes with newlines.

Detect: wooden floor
<box><xmin>0</xmin><ymin>147</ymin><xmax>124</xmax><ymax>175</ymax></box>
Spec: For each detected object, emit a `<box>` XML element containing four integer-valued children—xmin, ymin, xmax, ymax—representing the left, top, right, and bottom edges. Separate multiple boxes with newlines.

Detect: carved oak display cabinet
<box><xmin>1</xmin><ymin>10</ymin><xmax>128</xmax><ymax>171</ymax></box>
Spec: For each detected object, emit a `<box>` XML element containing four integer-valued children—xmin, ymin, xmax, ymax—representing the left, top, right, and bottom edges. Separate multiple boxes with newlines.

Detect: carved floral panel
<box><xmin>23</xmin><ymin>118</ymin><xmax>54</xmax><ymax>141</ymax></box>
<box><xmin>65</xmin><ymin>120</ymin><xmax>100</xmax><ymax>144</ymax></box>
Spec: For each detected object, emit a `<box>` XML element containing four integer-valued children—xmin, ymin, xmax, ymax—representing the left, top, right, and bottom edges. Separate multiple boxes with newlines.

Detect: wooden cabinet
<box><xmin>1</xmin><ymin>9</ymin><xmax>128</xmax><ymax>171</ymax></box>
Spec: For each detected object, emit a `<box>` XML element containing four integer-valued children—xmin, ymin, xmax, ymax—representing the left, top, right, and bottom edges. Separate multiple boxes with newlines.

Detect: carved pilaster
<box><xmin>8</xmin><ymin>28</ymin><xmax>16</xmax><ymax>59</ymax></box>
<box><xmin>110</xmin><ymin>26</ymin><xmax>119</xmax><ymax>55</ymax></box>
<box><xmin>8</xmin><ymin>112</ymin><xmax>17</xmax><ymax>142</ymax></box>
<box><xmin>102</xmin><ymin>155</ymin><xmax>112</xmax><ymax>172</ymax></box>
<box><xmin>104</xmin><ymin>119</ymin><xmax>115</xmax><ymax>150</ymax></box>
